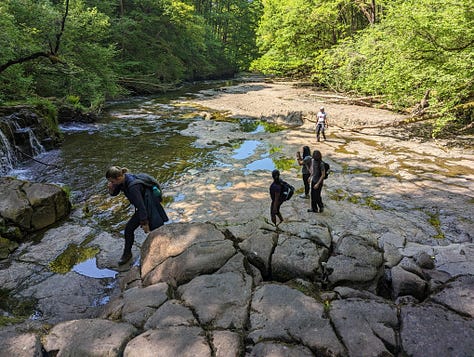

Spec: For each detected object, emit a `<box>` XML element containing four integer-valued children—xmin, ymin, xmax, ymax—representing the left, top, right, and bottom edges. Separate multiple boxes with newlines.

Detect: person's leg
<box><xmin>120</xmin><ymin>212</ymin><xmax>140</xmax><ymax>264</ymax></box>
<box><xmin>316</xmin><ymin>124</ymin><xmax>321</xmax><ymax>141</ymax></box>
<box><xmin>270</xmin><ymin>202</ymin><xmax>277</xmax><ymax>225</ymax></box>
<box><xmin>309</xmin><ymin>184</ymin><xmax>318</xmax><ymax>212</ymax></box>
<box><xmin>315</xmin><ymin>184</ymin><xmax>324</xmax><ymax>212</ymax></box>
<box><xmin>277</xmin><ymin>202</ymin><xmax>284</xmax><ymax>223</ymax></box>
<box><xmin>301</xmin><ymin>173</ymin><xmax>310</xmax><ymax>198</ymax></box>
<box><xmin>322</xmin><ymin>125</ymin><xmax>326</xmax><ymax>140</ymax></box>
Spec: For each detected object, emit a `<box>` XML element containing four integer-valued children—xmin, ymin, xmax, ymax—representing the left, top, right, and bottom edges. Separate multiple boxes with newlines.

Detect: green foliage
<box><xmin>1</xmin><ymin>0</ymin><xmax>251</xmax><ymax>106</ymax></box>
<box><xmin>0</xmin><ymin>0</ymin><xmax>119</xmax><ymax>108</ymax></box>
<box><xmin>252</xmin><ymin>0</ymin><xmax>473</xmax><ymax>136</ymax></box>
<box><xmin>251</xmin><ymin>0</ymin><xmax>368</xmax><ymax>75</ymax></box>
<box><xmin>26</xmin><ymin>97</ymin><xmax>62</xmax><ymax>141</ymax></box>
<box><xmin>312</xmin><ymin>0</ymin><xmax>474</xmax><ymax>136</ymax></box>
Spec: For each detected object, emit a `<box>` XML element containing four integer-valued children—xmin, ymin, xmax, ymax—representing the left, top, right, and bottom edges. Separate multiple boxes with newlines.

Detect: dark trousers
<box><xmin>302</xmin><ymin>173</ymin><xmax>311</xmax><ymax>196</ymax></box>
<box><xmin>124</xmin><ymin>211</ymin><xmax>140</xmax><ymax>254</ymax></box>
<box><xmin>316</xmin><ymin>123</ymin><xmax>326</xmax><ymax>141</ymax></box>
<box><xmin>270</xmin><ymin>200</ymin><xmax>283</xmax><ymax>221</ymax></box>
<box><xmin>310</xmin><ymin>182</ymin><xmax>324</xmax><ymax>212</ymax></box>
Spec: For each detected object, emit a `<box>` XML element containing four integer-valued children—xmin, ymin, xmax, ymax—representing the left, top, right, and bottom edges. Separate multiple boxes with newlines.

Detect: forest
<box><xmin>0</xmin><ymin>0</ymin><xmax>473</xmax><ymax>137</ymax></box>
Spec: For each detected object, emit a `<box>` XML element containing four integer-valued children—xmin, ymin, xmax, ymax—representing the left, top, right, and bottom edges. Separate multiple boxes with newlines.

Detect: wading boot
<box><xmin>118</xmin><ymin>251</ymin><xmax>132</xmax><ymax>265</ymax></box>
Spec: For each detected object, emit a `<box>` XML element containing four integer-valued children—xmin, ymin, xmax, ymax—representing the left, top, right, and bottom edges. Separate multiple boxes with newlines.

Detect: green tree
<box><xmin>314</xmin><ymin>0</ymin><xmax>474</xmax><ymax>134</ymax></box>
<box><xmin>251</xmin><ymin>0</ymin><xmax>371</xmax><ymax>76</ymax></box>
<box><xmin>0</xmin><ymin>0</ymin><xmax>118</xmax><ymax>107</ymax></box>
<box><xmin>187</xmin><ymin>0</ymin><xmax>263</xmax><ymax>70</ymax></box>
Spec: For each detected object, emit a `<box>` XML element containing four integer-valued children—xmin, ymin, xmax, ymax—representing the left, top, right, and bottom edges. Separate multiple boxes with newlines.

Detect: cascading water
<box><xmin>0</xmin><ymin>127</ymin><xmax>18</xmax><ymax>175</ymax></box>
<box><xmin>0</xmin><ymin>117</ymin><xmax>46</xmax><ymax>176</ymax></box>
<box><xmin>12</xmin><ymin>121</ymin><xmax>45</xmax><ymax>156</ymax></box>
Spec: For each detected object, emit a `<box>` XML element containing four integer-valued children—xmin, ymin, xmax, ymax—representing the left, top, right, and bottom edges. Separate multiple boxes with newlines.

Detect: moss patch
<box><xmin>364</xmin><ymin>197</ymin><xmax>382</xmax><ymax>210</ymax></box>
<box><xmin>0</xmin><ymin>289</ymin><xmax>36</xmax><ymax>326</ymax></box>
<box><xmin>427</xmin><ymin>211</ymin><xmax>445</xmax><ymax>239</ymax></box>
<box><xmin>49</xmin><ymin>244</ymin><xmax>100</xmax><ymax>274</ymax></box>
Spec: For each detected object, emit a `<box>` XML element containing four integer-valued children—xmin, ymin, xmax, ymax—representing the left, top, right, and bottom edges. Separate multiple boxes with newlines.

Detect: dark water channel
<box><xmin>13</xmin><ymin>96</ymin><xmax>217</xmax><ymax>201</ymax></box>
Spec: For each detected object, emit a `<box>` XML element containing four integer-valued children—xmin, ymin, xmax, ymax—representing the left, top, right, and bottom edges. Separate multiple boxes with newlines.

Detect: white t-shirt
<box><xmin>317</xmin><ymin>111</ymin><xmax>327</xmax><ymax>124</ymax></box>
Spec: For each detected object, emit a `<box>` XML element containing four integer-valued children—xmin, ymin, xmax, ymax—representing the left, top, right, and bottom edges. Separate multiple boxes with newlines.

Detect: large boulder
<box><xmin>326</xmin><ymin>234</ymin><xmax>384</xmax><ymax>289</ymax></box>
<box><xmin>0</xmin><ymin>177</ymin><xmax>71</xmax><ymax>238</ymax></box>
<box><xmin>141</xmin><ymin>222</ymin><xmax>235</xmax><ymax>286</ymax></box>
<box><xmin>248</xmin><ymin>283</ymin><xmax>346</xmax><ymax>356</ymax></box>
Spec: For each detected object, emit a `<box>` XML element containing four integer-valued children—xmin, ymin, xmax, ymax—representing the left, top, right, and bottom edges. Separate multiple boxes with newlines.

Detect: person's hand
<box><xmin>142</xmin><ymin>224</ymin><xmax>150</xmax><ymax>233</ymax></box>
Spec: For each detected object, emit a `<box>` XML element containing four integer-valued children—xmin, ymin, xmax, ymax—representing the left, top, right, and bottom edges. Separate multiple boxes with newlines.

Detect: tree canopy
<box><xmin>0</xmin><ymin>0</ymin><xmax>472</xmax><ymax>136</ymax></box>
<box><xmin>252</xmin><ymin>0</ymin><xmax>474</xmax><ymax>135</ymax></box>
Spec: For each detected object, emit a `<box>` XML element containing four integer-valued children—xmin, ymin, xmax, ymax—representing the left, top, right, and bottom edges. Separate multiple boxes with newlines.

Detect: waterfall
<box><xmin>0</xmin><ymin>119</ymin><xmax>46</xmax><ymax>176</ymax></box>
<box><xmin>11</xmin><ymin>121</ymin><xmax>45</xmax><ymax>157</ymax></box>
<box><xmin>0</xmin><ymin>128</ymin><xmax>17</xmax><ymax>175</ymax></box>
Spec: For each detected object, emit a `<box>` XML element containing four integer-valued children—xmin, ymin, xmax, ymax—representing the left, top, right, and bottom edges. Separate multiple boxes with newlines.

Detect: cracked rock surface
<box><xmin>1</xmin><ymin>80</ymin><xmax>473</xmax><ymax>356</ymax></box>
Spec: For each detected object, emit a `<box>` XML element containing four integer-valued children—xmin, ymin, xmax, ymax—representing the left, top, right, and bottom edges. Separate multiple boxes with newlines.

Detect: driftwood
<box><xmin>309</xmin><ymin>93</ymin><xmax>384</xmax><ymax>107</ymax></box>
<box><xmin>118</xmin><ymin>77</ymin><xmax>182</xmax><ymax>94</ymax></box>
<box><xmin>411</xmin><ymin>90</ymin><xmax>430</xmax><ymax>117</ymax></box>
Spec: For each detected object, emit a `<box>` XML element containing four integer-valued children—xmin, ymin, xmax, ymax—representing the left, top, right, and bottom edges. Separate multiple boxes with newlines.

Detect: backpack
<box><xmin>280</xmin><ymin>180</ymin><xmax>295</xmax><ymax>201</ymax></box>
<box><xmin>129</xmin><ymin>173</ymin><xmax>163</xmax><ymax>199</ymax></box>
<box><xmin>323</xmin><ymin>162</ymin><xmax>330</xmax><ymax>179</ymax></box>
<box><xmin>128</xmin><ymin>173</ymin><xmax>169</xmax><ymax>229</ymax></box>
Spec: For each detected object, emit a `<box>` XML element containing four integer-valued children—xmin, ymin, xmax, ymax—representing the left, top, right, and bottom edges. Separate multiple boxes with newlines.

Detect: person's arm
<box><xmin>296</xmin><ymin>151</ymin><xmax>304</xmax><ymax>166</ymax></box>
<box><xmin>313</xmin><ymin>162</ymin><xmax>325</xmax><ymax>189</ymax></box>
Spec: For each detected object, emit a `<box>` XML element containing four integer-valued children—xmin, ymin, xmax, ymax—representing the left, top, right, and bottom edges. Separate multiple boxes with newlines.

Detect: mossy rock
<box><xmin>0</xmin><ymin>237</ymin><xmax>19</xmax><ymax>259</ymax></box>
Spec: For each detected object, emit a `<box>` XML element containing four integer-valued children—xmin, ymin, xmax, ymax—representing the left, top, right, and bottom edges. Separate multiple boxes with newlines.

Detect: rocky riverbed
<box><xmin>1</xmin><ymin>79</ymin><xmax>473</xmax><ymax>356</ymax></box>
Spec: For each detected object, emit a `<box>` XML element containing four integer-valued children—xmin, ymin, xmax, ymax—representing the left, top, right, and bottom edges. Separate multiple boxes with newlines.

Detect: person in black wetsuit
<box><xmin>296</xmin><ymin>145</ymin><xmax>312</xmax><ymax>199</ymax></box>
<box><xmin>269</xmin><ymin>169</ymin><xmax>284</xmax><ymax>226</ymax></box>
<box><xmin>308</xmin><ymin>150</ymin><xmax>326</xmax><ymax>213</ymax></box>
<box><xmin>106</xmin><ymin>166</ymin><xmax>150</xmax><ymax>265</ymax></box>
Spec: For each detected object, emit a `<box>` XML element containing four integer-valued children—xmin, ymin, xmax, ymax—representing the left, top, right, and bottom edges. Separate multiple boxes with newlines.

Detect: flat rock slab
<box><xmin>326</xmin><ymin>234</ymin><xmax>383</xmax><ymax>287</ymax></box>
<box><xmin>178</xmin><ymin>270</ymin><xmax>253</xmax><ymax>329</ymax></box>
<box><xmin>43</xmin><ymin>319</ymin><xmax>137</xmax><ymax>356</ymax></box>
<box><xmin>18</xmin><ymin>271</ymin><xmax>113</xmax><ymax>324</ymax></box>
<box><xmin>430</xmin><ymin>275</ymin><xmax>474</xmax><ymax>317</ymax></box>
<box><xmin>330</xmin><ymin>298</ymin><xmax>398</xmax><ymax>357</ymax></box>
<box><xmin>121</xmin><ymin>283</ymin><xmax>169</xmax><ymax>328</ymax></box>
<box><xmin>272</xmin><ymin>233</ymin><xmax>329</xmax><ymax>281</ymax></box>
<box><xmin>400</xmin><ymin>303</ymin><xmax>474</xmax><ymax>357</ymax></box>
<box><xmin>124</xmin><ymin>326</ymin><xmax>211</xmax><ymax>357</ymax></box>
<box><xmin>248</xmin><ymin>283</ymin><xmax>345</xmax><ymax>356</ymax></box>
<box><xmin>0</xmin><ymin>328</ymin><xmax>42</xmax><ymax>357</ymax></box>
<box><xmin>247</xmin><ymin>341</ymin><xmax>314</xmax><ymax>357</ymax></box>
<box><xmin>144</xmin><ymin>299</ymin><xmax>197</xmax><ymax>329</ymax></box>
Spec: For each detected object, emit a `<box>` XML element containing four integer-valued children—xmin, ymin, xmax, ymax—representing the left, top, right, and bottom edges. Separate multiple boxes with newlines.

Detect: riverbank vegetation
<box><xmin>0</xmin><ymin>0</ymin><xmax>472</xmax><ymax>137</ymax></box>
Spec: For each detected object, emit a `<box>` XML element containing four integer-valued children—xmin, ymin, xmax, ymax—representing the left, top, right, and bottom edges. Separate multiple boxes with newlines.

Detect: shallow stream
<box><xmin>6</xmin><ymin>82</ymin><xmax>285</xmax><ymax>282</ymax></box>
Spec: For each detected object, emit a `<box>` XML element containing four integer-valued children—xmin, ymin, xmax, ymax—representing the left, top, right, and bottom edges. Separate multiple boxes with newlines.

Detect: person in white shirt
<box><xmin>316</xmin><ymin>106</ymin><xmax>328</xmax><ymax>142</ymax></box>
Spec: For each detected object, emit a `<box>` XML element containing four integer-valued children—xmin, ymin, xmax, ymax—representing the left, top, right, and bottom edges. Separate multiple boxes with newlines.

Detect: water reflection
<box><xmin>244</xmin><ymin>158</ymin><xmax>276</xmax><ymax>172</ymax></box>
<box><xmin>73</xmin><ymin>257</ymin><xmax>117</xmax><ymax>279</ymax></box>
<box><xmin>232</xmin><ymin>140</ymin><xmax>261</xmax><ymax>160</ymax></box>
